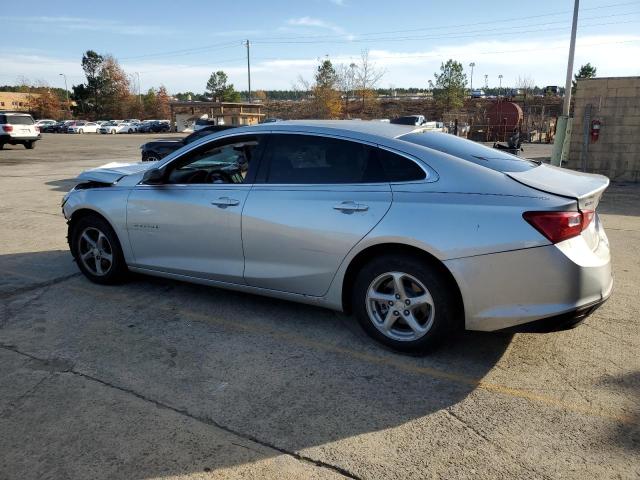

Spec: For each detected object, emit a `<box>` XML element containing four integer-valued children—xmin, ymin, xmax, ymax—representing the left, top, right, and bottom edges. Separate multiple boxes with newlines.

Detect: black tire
<box><xmin>24</xmin><ymin>141</ymin><xmax>34</xmax><ymax>149</ymax></box>
<box><xmin>70</xmin><ymin>214</ymin><xmax>128</xmax><ymax>284</ymax></box>
<box><xmin>0</xmin><ymin>143</ymin><xmax>4</xmax><ymax>150</ymax></box>
<box><xmin>352</xmin><ymin>254</ymin><xmax>460</xmax><ymax>353</ymax></box>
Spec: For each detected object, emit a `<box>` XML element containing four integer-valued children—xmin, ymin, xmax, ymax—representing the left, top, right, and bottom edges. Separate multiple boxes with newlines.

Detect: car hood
<box><xmin>76</xmin><ymin>162</ymin><xmax>155</xmax><ymax>184</ymax></box>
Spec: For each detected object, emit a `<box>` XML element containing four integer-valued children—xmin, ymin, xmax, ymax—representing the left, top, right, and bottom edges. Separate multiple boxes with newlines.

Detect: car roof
<box><xmin>246</xmin><ymin>120</ymin><xmax>423</xmax><ymax>139</ymax></box>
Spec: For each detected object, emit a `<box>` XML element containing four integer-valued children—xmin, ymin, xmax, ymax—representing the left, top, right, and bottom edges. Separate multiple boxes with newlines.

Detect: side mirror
<box><xmin>142</xmin><ymin>168</ymin><xmax>164</xmax><ymax>185</ymax></box>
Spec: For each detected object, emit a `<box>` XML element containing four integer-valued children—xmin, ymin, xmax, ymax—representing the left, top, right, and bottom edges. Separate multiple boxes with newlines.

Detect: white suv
<box><xmin>0</xmin><ymin>112</ymin><xmax>41</xmax><ymax>149</ymax></box>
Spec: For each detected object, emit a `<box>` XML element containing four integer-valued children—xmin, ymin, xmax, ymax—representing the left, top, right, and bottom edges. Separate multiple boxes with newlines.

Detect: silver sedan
<box><xmin>62</xmin><ymin>120</ymin><xmax>613</xmax><ymax>352</ymax></box>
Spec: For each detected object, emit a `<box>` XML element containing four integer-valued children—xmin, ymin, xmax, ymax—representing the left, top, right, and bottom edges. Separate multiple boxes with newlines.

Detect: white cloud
<box><xmin>0</xmin><ymin>16</ymin><xmax>172</xmax><ymax>36</ymax></box>
<box><xmin>287</xmin><ymin>17</ymin><xmax>346</xmax><ymax>35</ymax></box>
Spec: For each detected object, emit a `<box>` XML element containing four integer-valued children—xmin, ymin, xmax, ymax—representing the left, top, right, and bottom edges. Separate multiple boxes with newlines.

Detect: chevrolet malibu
<box><xmin>62</xmin><ymin>121</ymin><xmax>613</xmax><ymax>352</ymax></box>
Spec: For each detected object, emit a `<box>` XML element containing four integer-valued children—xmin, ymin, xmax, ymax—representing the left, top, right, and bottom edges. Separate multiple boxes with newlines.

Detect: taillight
<box><xmin>523</xmin><ymin>210</ymin><xmax>595</xmax><ymax>244</ymax></box>
<box><xmin>2</xmin><ymin>125</ymin><xmax>13</xmax><ymax>132</ymax></box>
<box><xmin>35</xmin><ymin>126</ymin><xmax>40</xmax><ymax>132</ymax></box>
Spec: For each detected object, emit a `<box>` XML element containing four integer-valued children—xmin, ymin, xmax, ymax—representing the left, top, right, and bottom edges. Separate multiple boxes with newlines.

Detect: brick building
<box><xmin>0</xmin><ymin>92</ymin><xmax>40</xmax><ymax>111</ymax></box>
<box><xmin>169</xmin><ymin>101</ymin><xmax>264</xmax><ymax>132</ymax></box>
<box><xmin>566</xmin><ymin>77</ymin><xmax>640</xmax><ymax>182</ymax></box>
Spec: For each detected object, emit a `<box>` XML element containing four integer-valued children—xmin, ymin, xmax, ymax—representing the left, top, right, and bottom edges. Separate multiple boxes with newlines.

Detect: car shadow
<box><xmin>45</xmin><ymin>178</ymin><xmax>78</xmax><ymax>192</ymax></box>
<box><xmin>0</xmin><ymin>249</ymin><xmax>514</xmax><ymax>478</ymax></box>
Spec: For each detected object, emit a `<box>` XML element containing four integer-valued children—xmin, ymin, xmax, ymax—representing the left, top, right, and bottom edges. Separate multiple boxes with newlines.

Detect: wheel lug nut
<box><xmin>393</xmin><ymin>311</ymin><xmax>399</xmax><ymax>316</ymax></box>
<box><xmin>388</xmin><ymin>301</ymin><xmax>394</xmax><ymax>306</ymax></box>
<box><xmin>404</xmin><ymin>310</ymin><xmax>410</xmax><ymax>316</ymax></box>
<box><xmin>395</xmin><ymin>294</ymin><xmax>401</xmax><ymax>299</ymax></box>
<box><xmin>405</xmin><ymin>299</ymin><xmax>411</xmax><ymax>305</ymax></box>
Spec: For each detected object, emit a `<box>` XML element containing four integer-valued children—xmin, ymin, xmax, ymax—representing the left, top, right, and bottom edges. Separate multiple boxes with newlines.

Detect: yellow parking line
<box><xmin>1</xmin><ymin>269</ymin><xmax>631</xmax><ymax>423</ymax></box>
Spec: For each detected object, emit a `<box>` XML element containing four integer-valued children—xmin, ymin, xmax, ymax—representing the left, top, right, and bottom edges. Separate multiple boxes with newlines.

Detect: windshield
<box><xmin>399</xmin><ymin>131</ymin><xmax>538</xmax><ymax>173</ymax></box>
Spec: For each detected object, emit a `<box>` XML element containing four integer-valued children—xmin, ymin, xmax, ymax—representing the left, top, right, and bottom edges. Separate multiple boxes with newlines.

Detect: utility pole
<box><xmin>484</xmin><ymin>74</ymin><xmax>488</xmax><ymax>89</ymax></box>
<box><xmin>469</xmin><ymin>62</ymin><xmax>475</xmax><ymax>92</ymax></box>
<box><xmin>245</xmin><ymin>40</ymin><xmax>251</xmax><ymax>102</ymax></box>
<box><xmin>552</xmin><ymin>0</ymin><xmax>579</xmax><ymax>166</ymax></box>
<box><xmin>498</xmin><ymin>74</ymin><xmax>503</xmax><ymax>97</ymax></box>
<box><xmin>59</xmin><ymin>73</ymin><xmax>69</xmax><ymax>118</ymax></box>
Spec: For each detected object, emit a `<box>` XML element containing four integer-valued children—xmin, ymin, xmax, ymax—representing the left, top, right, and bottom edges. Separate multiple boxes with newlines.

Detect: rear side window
<box><xmin>400</xmin><ymin>131</ymin><xmax>538</xmax><ymax>173</ymax></box>
<box><xmin>377</xmin><ymin>149</ymin><xmax>426</xmax><ymax>182</ymax></box>
<box><xmin>265</xmin><ymin>134</ymin><xmax>386</xmax><ymax>184</ymax></box>
<box><xmin>4</xmin><ymin>115</ymin><xmax>34</xmax><ymax>125</ymax></box>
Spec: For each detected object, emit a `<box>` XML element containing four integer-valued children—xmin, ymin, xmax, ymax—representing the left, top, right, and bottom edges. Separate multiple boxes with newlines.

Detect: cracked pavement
<box><xmin>0</xmin><ymin>134</ymin><xmax>638</xmax><ymax>479</ymax></box>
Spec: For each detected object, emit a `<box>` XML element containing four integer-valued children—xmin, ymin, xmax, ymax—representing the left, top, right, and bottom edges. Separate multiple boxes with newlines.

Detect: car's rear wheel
<box><xmin>79</xmin><ymin>129</ymin><xmax>84</xmax><ymax>134</ymax></box>
<box><xmin>71</xmin><ymin>215</ymin><xmax>127</xmax><ymax>284</ymax></box>
<box><xmin>110</xmin><ymin>130</ymin><xmax>116</xmax><ymax>135</ymax></box>
<box><xmin>24</xmin><ymin>141</ymin><xmax>34</xmax><ymax>149</ymax></box>
<box><xmin>352</xmin><ymin>254</ymin><xmax>459</xmax><ymax>353</ymax></box>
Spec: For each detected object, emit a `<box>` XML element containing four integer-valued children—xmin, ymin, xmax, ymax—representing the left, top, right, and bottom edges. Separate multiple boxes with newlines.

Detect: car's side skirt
<box><xmin>128</xmin><ymin>266</ymin><xmax>340</xmax><ymax>311</ymax></box>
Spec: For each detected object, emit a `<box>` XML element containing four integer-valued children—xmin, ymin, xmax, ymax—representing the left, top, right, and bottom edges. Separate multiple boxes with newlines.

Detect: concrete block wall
<box><xmin>566</xmin><ymin>77</ymin><xmax>640</xmax><ymax>182</ymax></box>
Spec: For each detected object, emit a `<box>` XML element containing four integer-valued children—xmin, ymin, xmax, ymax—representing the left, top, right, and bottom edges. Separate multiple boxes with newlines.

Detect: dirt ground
<box><xmin>0</xmin><ymin>133</ymin><xmax>638</xmax><ymax>479</ymax></box>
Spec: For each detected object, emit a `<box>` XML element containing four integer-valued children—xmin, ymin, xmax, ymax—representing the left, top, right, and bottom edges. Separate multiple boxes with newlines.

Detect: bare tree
<box><xmin>516</xmin><ymin>75</ymin><xmax>535</xmax><ymax>100</ymax></box>
<box><xmin>336</xmin><ymin>62</ymin><xmax>357</xmax><ymax>117</ymax></box>
<box><xmin>354</xmin><ymin>50</ymin><xmax>385</xmax><ymax>110</ymax></box>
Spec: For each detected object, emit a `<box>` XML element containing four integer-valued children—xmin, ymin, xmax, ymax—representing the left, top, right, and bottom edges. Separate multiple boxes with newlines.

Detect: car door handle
<box><xmin>333</xmin><ymin>201</ymin><xmax>369</xmax><ymax>213</ymax></box>
<box><xmin>211</xmin><ymin>197</ymin><xmax>240</xmax><ymax>207</ymax></box>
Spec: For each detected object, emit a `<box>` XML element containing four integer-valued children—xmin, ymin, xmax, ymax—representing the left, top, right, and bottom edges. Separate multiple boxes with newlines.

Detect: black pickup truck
<box><xmin>140</xmin><ymin>125</ymin><xmax>236</xmax><ymax>162</ymax></box>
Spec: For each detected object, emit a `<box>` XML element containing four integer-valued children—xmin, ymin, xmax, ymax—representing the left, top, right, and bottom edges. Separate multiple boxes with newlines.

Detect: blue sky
<box><xmin>1</xmin><ymin>0</ymin><xmax>639</xmax><ymax>93</ymax></box>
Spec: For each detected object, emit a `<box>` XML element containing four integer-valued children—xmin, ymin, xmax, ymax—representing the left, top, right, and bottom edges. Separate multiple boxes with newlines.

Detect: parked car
<box><xmin>99</xmin><ymin>122</ymin><xmax>137</xmax><ymax>134</ymax></box>
<box><xmin>194</xmin><ymin>118</ymin><xmax>224</xmax><ymax>131</ymax></box>
<box><xmin>68</xmin><ymin>122</ymin><xmax>100</xmax><ymax>134</ymax></box>
<box><xmin>41</xmin><ymin>121</ymin><xmax>64</xmax><ymax>133</ymax></box>
<box><xmin>0</xmin><ymin>112</ymin><xmax>41</xmax><ymax>149</ymax></box>
<box><xmin>471</xmin><ymin>89</ymin><xmax>486</xmax><ymax>98</ymax></box>
<box><xmin>63</xmin><ymin>120</ymin><xmax>612</xmax><ymax>353</ymax></box>
<box><xmin>140</xmin><ymin>124</ymin><xmax>235</xmax><ymax>161</ymax></box>
<box><xmin>390</xmin><ymin>115</ymin><xmax>426</xmax><ymax>126</ymax></box>
<box><xmin>35</xmin><ymin>119</ymin><xmax>57</xmax><ymax>129</ymax></box>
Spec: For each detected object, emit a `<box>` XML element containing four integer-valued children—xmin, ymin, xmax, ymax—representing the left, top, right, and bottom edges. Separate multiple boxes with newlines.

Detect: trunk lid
<box><xmin>507</xmin><ymin>164</ymin><xmax>609</xmax><ymax>211</ymax></box>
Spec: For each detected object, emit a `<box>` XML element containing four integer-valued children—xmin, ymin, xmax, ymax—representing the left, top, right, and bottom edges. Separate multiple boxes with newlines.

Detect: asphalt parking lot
<box><xmin>1</xmin><ymin>133</ymin><xmax>638</xmax><ymax>479</ymax></box>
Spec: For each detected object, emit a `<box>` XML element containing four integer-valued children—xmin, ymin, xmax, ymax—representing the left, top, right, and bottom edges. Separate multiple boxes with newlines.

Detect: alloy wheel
<box><xmin>365</xmin><ymin>271</ymin><xmax>435</xmax><ymax>341</ymax></box>
<box><xmin>78</xmin><ymin>227</ymin><xmax>113</xmax><ymax>276</ymax></box>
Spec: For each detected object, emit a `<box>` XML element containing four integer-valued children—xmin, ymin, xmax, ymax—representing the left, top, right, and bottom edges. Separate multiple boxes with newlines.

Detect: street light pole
<box><xmin>484</xmin><ymin>74</ymin><xmax>488</xmax><ymax>89</ymax></box>
<box><xmin>469</xmin><ymin>62</ymin><xmax>475</xmax><ymax>92</ymax></box>
<box><xmin>498</xmin><ymin>74</ymin><xmax>503</xmax><ymax>97</ymax></box>
<box><xmin>244</xmin><ymin>40</ymin><xmax>251</xmax><ymax>102</ymax></box>
<box><xmin>59</xmin><ymin>73</ymin><xmax>69</xmax><ymax>118</ymax></box>
<box><xmin>135</xmin><ymin>72</ymin><xmax>141</xmax><ymax>105</ymax></box>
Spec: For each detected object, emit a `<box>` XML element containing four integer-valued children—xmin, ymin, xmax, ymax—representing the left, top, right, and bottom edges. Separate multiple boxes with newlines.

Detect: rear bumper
<box><xmin>1</xmin><ymin>134</ymin><xmax>40</xmax><ymax>144</ymax></box>
<box><xmin>445</xmin><ymin>239</ymin><xmax>613</xmax><ymax>332</ymax></box>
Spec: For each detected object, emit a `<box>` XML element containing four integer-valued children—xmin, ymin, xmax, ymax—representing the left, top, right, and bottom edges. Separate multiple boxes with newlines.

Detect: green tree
<box><xmin>81</xmin><ymin>50</ymin><xmax>104</xmax><ymax>114</ymax></box>
<box><xmin>572</xmin><ymin>63</ymin><xmax>597</xmax><ymax>93</ymax></box>
<box><xmin>205</xmin><ymin>71</ymin><xmax>240</xmax><ymax>102</ymax></box>
<box><xmin>433</xmin><ymin>59</ymin><xmax>467</xmax><ymax>111</ymax></box>
<box><xmin>310</xmin><ymin>58</ymin><xmax>341</xmax><ymax>119</ymax></box>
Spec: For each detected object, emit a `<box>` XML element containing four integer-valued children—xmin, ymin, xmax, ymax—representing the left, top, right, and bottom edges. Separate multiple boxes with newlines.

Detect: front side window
<box><xmin>165</xmin><ymin>135</ymin><xmax>264</xmax><ymax>185</ymax></box>
<box><xmin>265</xmin><ymin>134</ymin><xmax>386</xmax><ymax>184</ymax></box>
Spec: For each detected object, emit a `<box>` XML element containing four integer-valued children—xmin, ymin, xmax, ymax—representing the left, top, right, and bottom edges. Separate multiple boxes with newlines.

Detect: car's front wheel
<box><xmin>352</xmin><ymin>254</ymin><xmax>459</xmax><ymax>353</ymax></box>
<box><xmin>24</xmin><ymin>141</ymin><xmax>35</xmax><ymax>149</ymax></box>
<box><xmin>71</xmin><ymin>215</ymin><xmax>127</xmax><ymax>284</ymax></box>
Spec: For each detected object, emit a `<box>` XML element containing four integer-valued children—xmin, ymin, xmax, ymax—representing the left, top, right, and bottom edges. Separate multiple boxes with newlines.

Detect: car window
<box><xmin>400</xmin><ymin>131</ymin><xmax>538</xmax><ymax>173</ymax></box>
<box><xmin>5</xmin><ymin>115</ymin><xmax>34</xmax><ymax>125</ymax></box>
<box><xmin>377</xmin><ymin>149</ymin><xmax>426</xmax><ymax>182</ymax></box>
<box><xmin>264</xmin><ymin>134</ymin><xmax>385</xmax><ymax>184</ymax></box>
<box><xmin>166</xmin><ymin>135</ymin><xmax>264</xmax><ymax>185</ymax></box>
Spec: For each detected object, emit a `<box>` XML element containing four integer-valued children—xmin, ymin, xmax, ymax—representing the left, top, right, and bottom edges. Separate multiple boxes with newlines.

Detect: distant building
<box><xmin>0</xmin><ymin>91</ymin><xmax>40</xmax><ymax>111</ymax></box>
<box><xmin>169</xmin><ymin>101</ymin><xmax>264</xmax><ymax>132</ymax></box>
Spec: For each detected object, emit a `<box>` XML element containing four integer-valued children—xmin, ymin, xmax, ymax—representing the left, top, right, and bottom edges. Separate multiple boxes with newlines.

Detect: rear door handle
<box><xmin>333</xmin><ymin>201</ymin><xmax>369</xmax><ymax>213</ymax></box>
<box><xmin>211</xmin><ymin>197</ymin><xmax>240</xmax><ymax>207</ymax></box>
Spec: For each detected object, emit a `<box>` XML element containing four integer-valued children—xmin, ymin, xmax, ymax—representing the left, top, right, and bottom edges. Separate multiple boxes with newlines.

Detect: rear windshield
<box><xmin>1</xmin><ymin>115</ymin><xmax>34</xmax><ymax>125</ymax></box>
<box><xmin>399</xmin><ymin>131</ymin><xmax>538</xmax><ymax>173</ymax></box>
